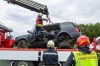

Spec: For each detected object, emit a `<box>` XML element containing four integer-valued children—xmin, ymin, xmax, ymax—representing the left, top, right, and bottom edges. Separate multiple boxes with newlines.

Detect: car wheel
<box><xmin>18</xmin><ymin>40</ymin><xmax>28</xmax><ymax>48</ymax></box>
<box><xmin>58</xmin><ymin>34</ymin><xmax>70</xmax><ymax>42</ymax></box>
<box><xmin>57</xmin><ymin>34</ymin><xmax>65</xmax><ymax>42</ymax></box>
<box><xmin>58</xmin><ymin>41</ymin><xmax>72</xmax><ymax>49</ymax></box>
<box><xmin>57</xmin><ymin>34</ymin><xmax>72</xmax><ymax>48</ymax></box>
<box><xmin>13</xmin><ymin>61</ymin><xmax>34</xmax><ymax>66</ymax></box>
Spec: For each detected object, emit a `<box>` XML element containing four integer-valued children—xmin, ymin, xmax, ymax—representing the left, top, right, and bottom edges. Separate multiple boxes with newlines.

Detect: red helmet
<box><xmin>76</xmin><ymin>35</ymin><xmax>90</xmax><ymax>47</ymax></box>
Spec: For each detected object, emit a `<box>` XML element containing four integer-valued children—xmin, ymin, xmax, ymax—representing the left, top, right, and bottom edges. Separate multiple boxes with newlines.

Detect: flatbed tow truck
<box><xmin>2</xmin><ymin>0</ymin><xmax>100</xmax><ymax>66</ymax></box>
<box><xmin>0</xmin><ymin>38</ymin><xmax>99</xmax><ymax>66</ymax></box>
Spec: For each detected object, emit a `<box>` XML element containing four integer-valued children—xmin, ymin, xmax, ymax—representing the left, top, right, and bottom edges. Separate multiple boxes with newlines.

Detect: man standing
<box><xmin>36</xmin><ymin>13</ymin><xmax>48</xmax><ymax>41</ymax></box>
<box><xmin>42</xmin><ymin>40</ymin><xmax>58</xmax><ymax>66</ymax></box>
<box><xmin>64</xmin><ymin>35</ymin><xmax>100</xmax><ymax>66</ymax></box>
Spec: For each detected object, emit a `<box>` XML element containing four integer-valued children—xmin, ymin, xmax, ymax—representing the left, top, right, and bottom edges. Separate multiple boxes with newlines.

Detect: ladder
<box><xmin>4</xmin><ymin>0</ymin><xmax>49</xmax><ymax>15</ymax></box>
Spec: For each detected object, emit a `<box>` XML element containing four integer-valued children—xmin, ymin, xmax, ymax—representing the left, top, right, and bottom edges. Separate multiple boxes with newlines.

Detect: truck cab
<box><xmin>0</xmin><ymin>22</ymin><xmax>15</xmax><ymax>48</ymax></box>
<box><xmin>90</xmin><ymin>36</ymin><xmax>100</xmax><ymax>50</ymax></box>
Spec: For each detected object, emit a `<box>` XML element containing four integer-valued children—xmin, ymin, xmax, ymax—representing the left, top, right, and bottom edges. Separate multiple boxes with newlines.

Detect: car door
<box><xmin>28</xmin><ymin>26</ymin><xmax>37</xmax><ymax>44</ymax></box>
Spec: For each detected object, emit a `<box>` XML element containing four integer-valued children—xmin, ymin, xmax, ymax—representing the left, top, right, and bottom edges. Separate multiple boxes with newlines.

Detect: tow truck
<box><xmin>0</xmin><ymin>22</ymin><xmax>99</xmax><ymax>66</ymax></box>
<box><xmin>2</xmin><ymin>0</ymin><xmax>98</xmax><ymax>66</ymax></box>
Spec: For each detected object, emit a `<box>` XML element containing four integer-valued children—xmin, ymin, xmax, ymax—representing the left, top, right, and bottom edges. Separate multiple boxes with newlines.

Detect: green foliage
<box><xmin>78</xmin><ymin>22</ymin><xmax>100</xmax><ymax>42</ymax></box>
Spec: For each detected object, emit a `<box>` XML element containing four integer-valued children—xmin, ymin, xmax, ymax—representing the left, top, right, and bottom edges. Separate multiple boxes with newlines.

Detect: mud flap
<box><xmin>38</xmin><ymin>51</ymin><xmax>42</xmax><ymax>66</ymax></box>
<box><xmin>0</xmin><ymin>60</ymin><xmax>11</xmax><ymax>66</ymax></box>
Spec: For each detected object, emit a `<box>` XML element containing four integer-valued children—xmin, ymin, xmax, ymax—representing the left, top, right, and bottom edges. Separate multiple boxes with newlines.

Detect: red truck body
<box><xmin>0</xmin><ymin>23</ymin><xmax>15</xmax><ymax>48</ymax></box>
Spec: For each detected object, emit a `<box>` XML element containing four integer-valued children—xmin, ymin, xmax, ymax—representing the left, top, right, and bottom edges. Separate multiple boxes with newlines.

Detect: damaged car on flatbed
<box><xmin>15</xmin><ymin>22</ymin><xmax>82</xmax><ymax>48</ymax></box>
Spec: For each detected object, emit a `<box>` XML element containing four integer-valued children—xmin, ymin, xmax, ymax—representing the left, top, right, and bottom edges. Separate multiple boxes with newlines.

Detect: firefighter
<box><xmin>36</xmin><ymin>13</ymin><xmax>48</xmax><ymax>41</ymax></box>
<box><xmin>42</xmin><ymin>40</ymin><xmax>58</xmax><ymax>66</ymax></box>
<box><xmin>64</xmin><ymin>35</ymin><xmax>100</xmax><ymax>66</ymax></box>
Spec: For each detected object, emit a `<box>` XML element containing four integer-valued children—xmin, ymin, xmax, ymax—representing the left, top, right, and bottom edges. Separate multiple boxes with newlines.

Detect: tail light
<box><xmin>75</xmin><ymin>27</ymin><xmax>79</xmax><ymax>32</ymax></box>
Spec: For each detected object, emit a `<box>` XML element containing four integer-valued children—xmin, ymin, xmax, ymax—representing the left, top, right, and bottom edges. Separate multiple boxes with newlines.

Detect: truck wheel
<box><xmin>13</xmin><ymin>61</ymin><xmax>34</xmax><ymax>66</ymax></box>
<box><xmin>18</xmin><ymin>40</ymin><xmax>28</xmax><ymax>48</ymax></box>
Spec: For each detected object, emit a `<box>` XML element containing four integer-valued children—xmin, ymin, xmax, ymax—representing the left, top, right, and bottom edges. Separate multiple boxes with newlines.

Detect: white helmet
<box><xmin>47</xmin><ymin>40</ymin><xmax>55</xmax><ymax>48</ymax></box>
<box><xmin>38</xmin><ymin>13</ymin><xmax>42</xmax><ymax>16</ymax></box>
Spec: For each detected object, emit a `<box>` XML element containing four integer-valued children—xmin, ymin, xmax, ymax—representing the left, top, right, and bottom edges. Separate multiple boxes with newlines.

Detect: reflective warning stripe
<box><xmin>43</xmin><ymin>53</ymin><xmax>58</xmax><ymax>55</ymax></box>
<box><xmin>36</xmin><ymin>24</ymin><xmax>43</xmax><ymax>26</ymax></box>
<box><xmin>41</xmin><ymin>31</ymin><xmax>46</xmax><ymax>32</ymax></box>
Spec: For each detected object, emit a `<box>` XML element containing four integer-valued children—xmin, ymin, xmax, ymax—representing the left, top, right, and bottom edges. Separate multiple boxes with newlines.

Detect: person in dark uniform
<box><xmin>42</xmin><ymin>40</ymin><xmax>58</xmax><ymax>66</ymax></box>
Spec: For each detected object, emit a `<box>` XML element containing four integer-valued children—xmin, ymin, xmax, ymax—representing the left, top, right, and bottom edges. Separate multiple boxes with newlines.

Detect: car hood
<box><xmin>15</xmin><ymin>34</ymin><xmax>29</xmax><ymax>41</ymax></box>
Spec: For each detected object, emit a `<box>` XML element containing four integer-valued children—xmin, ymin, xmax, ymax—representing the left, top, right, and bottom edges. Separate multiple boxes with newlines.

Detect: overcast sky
<box><xmin>0</xmin><ymin>0</ymin><xmax>100</xmax><ymax>38</ymax></box>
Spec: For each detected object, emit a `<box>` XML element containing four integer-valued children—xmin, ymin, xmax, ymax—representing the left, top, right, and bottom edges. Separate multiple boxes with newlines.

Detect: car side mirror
<box><xmin>27</xmin><ymin>30</ymin><xmax>31</xmax><ymax>33</ymax></box>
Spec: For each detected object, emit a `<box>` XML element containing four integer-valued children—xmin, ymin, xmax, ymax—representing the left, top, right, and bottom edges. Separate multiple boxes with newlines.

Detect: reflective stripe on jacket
<box><xmin>36</xmin><ymin>16</ymin><xmax>43</xmax><ymax>26</ymax></box>
<box><xmin>72</xmin><ymin>51</ymin><xmax>98</xmax><ymax>66</ymax></box>
<box><xmin>42</xmin><ymin>48</ymin><xmax>58</xmax><ymax>65</ymax></box>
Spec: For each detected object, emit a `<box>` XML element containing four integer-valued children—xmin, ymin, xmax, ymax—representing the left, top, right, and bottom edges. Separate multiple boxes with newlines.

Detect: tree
<box><xmin>78</xmin><ymin>22</ymin><xmax>100</xmax><ymax>42</ymax></box>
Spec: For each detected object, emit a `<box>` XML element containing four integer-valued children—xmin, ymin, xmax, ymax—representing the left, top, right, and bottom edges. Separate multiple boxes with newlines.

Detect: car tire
<box><xmin>57</xmin><ymin>35</ymin><xmax>65</xmax><ymax>43</ymax></box>
<box><xmin>13</xmin><ymin>61</ymin><xmax>34</xmax><ymax>66</ymax></box>
<box><xmin>58</xmin><ymin>41</ymin><xmax>72</xmax><ymax>49</ymax></box>
<box><xmin>57</xmin><ymin>34</ymin><xmax>72</xmax><ymax>48</ymax></box>
<box><xmin>18</xmin><ymin>40</ymin><xmax>28</xmax><ymax>48</ymax></box>
<box><xmin>58</xmin><ymin>34</ymin><xmax>71</xmax><ymax>42</ymax></box>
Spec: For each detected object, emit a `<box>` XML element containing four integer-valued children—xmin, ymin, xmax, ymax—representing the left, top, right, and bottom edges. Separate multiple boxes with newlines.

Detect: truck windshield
<box><xmin>60</xmin><ymin>22</ymin><xmax>74</xmax><ymax>28</ymax></box>
<box><xmin>97</xmin><ymin>39</ymin><xmax>100</xmax><ymax>44</ymax></box>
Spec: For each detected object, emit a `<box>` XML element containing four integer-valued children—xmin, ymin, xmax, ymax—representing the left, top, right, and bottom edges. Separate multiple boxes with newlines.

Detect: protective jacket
<box><xmin>64</xmin><ymin>46</ymin><xmax>100</xmax><ymax>66</ymax></box>
<box><xmin>42</xmin><ymin>48</ymin><xmax>58</xmax><ymax>65</ymax></box>
<box><xmin>36</xmin><ymin>16</ymin><xmax>43</xmax><ymax>26</ymax></box>
<box><xmin>73</xmin><ymin>51</ymin><xmax>98</xmax><ymax>66</ymax></box>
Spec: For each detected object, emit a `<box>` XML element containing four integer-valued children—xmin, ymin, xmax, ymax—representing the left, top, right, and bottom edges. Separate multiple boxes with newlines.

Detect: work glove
<box><xmin>46</xmin><ymin>17</ymin><xmax>50</xmax><ymax>22</ymax></box>
<box><xmin>45</xmin><ymin>18</ymin><xmax>48</xmax><ymax>22</ymax></box>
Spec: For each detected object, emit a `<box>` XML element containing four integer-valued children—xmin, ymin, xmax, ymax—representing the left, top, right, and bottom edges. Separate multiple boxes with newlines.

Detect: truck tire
<box><xmin>13</xmin><ymin>61</ymin><xmax>34</xmax><ymax>66</ymax></box>
<box><xmin>18</xmin><ymin>40</ymin><xmax>28</xmax><ymax>48</ymax></box>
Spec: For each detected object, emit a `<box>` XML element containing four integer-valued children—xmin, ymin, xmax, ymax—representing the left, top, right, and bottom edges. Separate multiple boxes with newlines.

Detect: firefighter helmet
<box><xmin>76</xmin><ymin>35</ymin><xmax>90</xmax><ymax>47</ymax></box>
<box><xmin>38</xmin><ymin>13</ymin><xmax>42</xmax><ymax>16</ymax></box>
<box><xmin>47</xmin><ymin>40</ymin><xmax>55</xmax><ymax>48</ymax></box>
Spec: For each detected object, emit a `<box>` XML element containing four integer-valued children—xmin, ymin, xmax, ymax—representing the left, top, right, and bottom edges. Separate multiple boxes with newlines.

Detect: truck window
<box><xmin>97</xmin><ymin>39</ymin><xmax>100</xmax><ymax>44</ymax></box>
